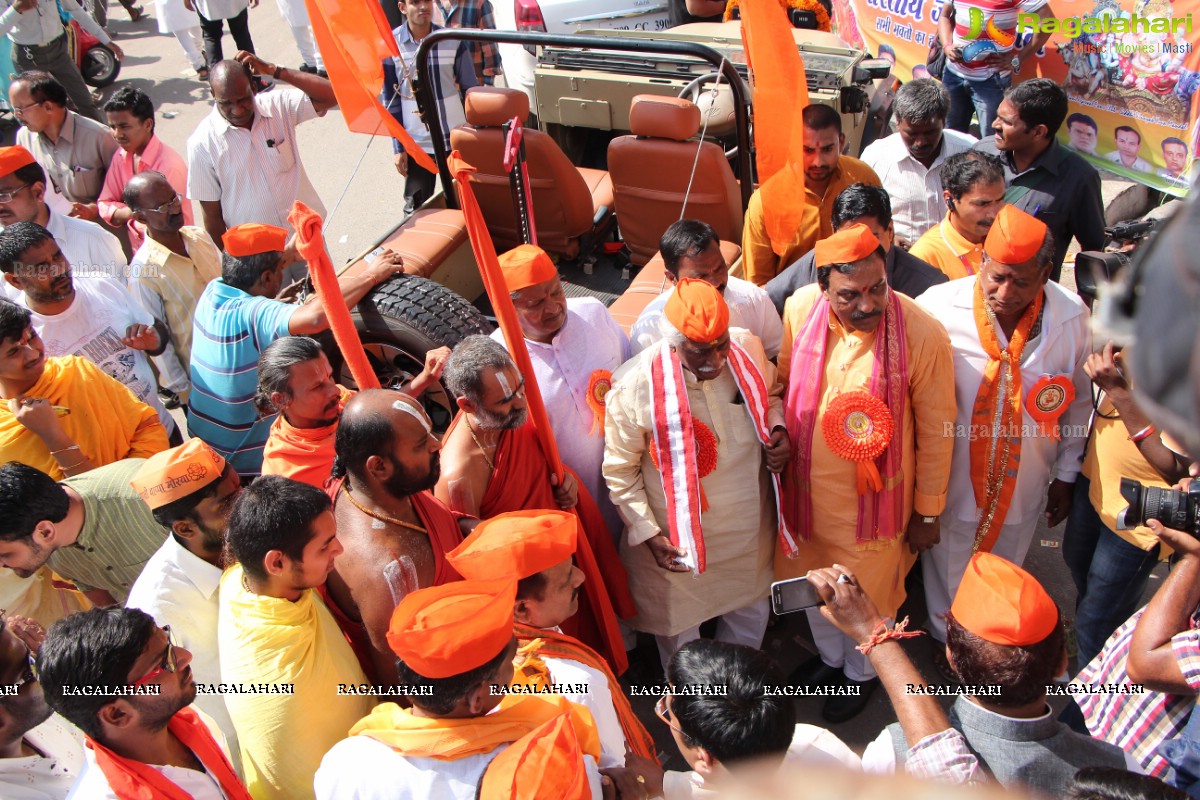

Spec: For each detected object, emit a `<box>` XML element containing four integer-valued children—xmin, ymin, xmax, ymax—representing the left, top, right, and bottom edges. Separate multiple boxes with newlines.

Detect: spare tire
<box><xmin>329</xmin><ymin>275</ymin><xmax>494</xmax><ymax>433</ymax></box>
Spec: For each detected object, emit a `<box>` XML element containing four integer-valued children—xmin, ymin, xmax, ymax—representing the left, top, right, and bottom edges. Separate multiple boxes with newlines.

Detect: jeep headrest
<box><xmin>463</xmin><ymin>87</ymin><xmax>531</xmax><ymax>127</ymax></box>
<box><xmin>629</xmin><ymin>95</ymin><xmax>701</xmax><ymax>141</ymax></box>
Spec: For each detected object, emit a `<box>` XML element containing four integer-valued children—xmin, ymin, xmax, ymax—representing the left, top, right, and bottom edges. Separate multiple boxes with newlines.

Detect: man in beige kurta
<box><xmin>604</xmin><ymin>278</ymin><xmax>790</xmax><ymax>670</ymax></box>
<box><xmin>778</xmin><ymin>224</ymin><xmax>955</xmax><ymax>720</ymax></box>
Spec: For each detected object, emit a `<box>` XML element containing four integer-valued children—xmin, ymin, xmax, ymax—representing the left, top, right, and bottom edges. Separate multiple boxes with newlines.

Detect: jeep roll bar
<box><xmin>415</xmin><ymin>28</ymin><xmax>754</xmax><ymax>213</ymax></box>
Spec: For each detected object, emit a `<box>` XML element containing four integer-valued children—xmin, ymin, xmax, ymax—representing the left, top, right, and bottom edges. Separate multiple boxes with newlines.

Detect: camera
<box><xmin>1118</xmin><ymin>478</ymin><xmax>1200</xmax><ymax>537</ymax></box>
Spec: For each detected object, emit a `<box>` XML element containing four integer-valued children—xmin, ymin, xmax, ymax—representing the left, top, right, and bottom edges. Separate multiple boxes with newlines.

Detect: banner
<box><xmin>843</xmin><ymin>0</ymin><xmax>1199</xmax><ymax>196</ymax></box>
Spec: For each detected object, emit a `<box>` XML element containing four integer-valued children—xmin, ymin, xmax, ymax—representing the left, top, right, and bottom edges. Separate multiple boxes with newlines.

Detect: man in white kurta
<box><xmin>605</xmin><ymin>279</ymin><xmax>788</xmax><ymax>669</ymax></box>
<box><xmin>490</xmin><ymin>245</ymin><xmax>630</xmax><ymax>538</ymax></box>
<box><xmin>915</xmin><ymin>205</ymin><xmax>1091</xmax><ymax>642</ymax></box>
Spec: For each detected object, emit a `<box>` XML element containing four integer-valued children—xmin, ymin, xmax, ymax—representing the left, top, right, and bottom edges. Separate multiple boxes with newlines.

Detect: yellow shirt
<box><xmin>777</xmin><ymin>285</ymin><xmax>957</xmax><ymax>616</ymax></box>
<box><xmin>741</xmin><ymin>156</ymin><xmax>882</xmax><ymax>287</ymax></box>
<box><xmin>909</xmin><ymin>215</ymin><xmax>983</xmax><ymax>281</ymax></box>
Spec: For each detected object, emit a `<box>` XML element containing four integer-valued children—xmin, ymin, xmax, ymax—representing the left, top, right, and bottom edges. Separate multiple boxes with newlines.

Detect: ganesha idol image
<box><xmin>1117</xmin><ymin>0</ymin><xmax>1185</xmax><ymax>94</ymax></box>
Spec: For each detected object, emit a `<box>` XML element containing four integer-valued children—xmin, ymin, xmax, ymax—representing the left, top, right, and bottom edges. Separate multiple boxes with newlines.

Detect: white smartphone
<box><xmin>771</xmin><ymin>576</ymin><xmax>824</xmax><ymax>615</ymax></box>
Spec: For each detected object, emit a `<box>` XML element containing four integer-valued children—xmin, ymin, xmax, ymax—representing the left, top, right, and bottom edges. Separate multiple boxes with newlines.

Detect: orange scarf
<box><xmin>350</xmin><ymin>693</ymin><xmax>600</xmax><ymax>762</ymax></box>
<box><xmin>86</xmin><ymin>707</ymin><xmax>251</xmax><ymax>800</ymax></box>
<box><xmin>261</xmin><ymin>386</ymin><xmax>354</xmax><ymax>488</ymax></box>
<box><xmin>969</xmin><ymin>280</ymin><xmax>1044</xmax><ymax>553</ymax></box>
<box><xmin>513</xmin><ymin>623</ymin><xmax>659</xmax><ymax>763</ymax></box>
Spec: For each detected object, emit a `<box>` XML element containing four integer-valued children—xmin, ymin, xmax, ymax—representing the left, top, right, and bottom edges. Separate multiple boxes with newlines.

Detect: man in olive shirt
<box><xmin>0</xmin><ymin>459</ymin><xmax>169</xmax><ymax>607</ymax></box>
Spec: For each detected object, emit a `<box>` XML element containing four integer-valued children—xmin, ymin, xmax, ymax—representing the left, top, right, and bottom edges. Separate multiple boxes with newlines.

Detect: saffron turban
<box><xmin>814</xmin><ymin>223</ymin><xmax>881</xmax><ymax>268</ymax></box>
<box><xmin>479</xmin><ymin>713</ymin><xmax>591</xmax><ymax>800</ymax></box>
<box><xmin>984</xmin><ymin>205</ymin><xmax>1048</xmax><ymax>266</ymax></box>
<box><xmin>130</xmin><ymin>438</ymin><xmax>226</xmax><ymax>510</ymax></box>
<box><xmin>446</xmin><ymin>510</ymin><xmax>578</xmax><ymax>581</ymax></box>
<box><xmin>222</xmin><ymin>223</ymin><xmax>288</xmax><ymax>257</ymax></box>
<box><xmin>664</xmin><ymin>277</ymin><xmax>729</xmax><ymax>344</ymax></box>
<box><xmin>951</xmin><ymin>552</ymin><xmax>1058</xmax><ymax>647</ymax></box>
<box><xmin>499</xmin><ymin>244</ymin><xmax>558</xmax><ymax>292</ymax></box>
<box><xmin>387</xmin><ymin>578</ymin><xmax>517</xmax><ymax>678</ymax></box>
<box><xmin>0</xmin><ymin>146</ymin><xmax>36</xmax><ymax>178</ymax></box>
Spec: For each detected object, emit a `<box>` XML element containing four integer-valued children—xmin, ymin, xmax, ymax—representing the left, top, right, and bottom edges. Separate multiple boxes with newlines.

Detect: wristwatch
<box><xmin>1010</xmin><ymin>55</ymin><xmax>1021</xmax><ymax>72</ymax></box>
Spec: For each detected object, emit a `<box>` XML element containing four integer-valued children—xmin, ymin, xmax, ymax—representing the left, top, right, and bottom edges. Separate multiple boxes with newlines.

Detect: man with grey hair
<box><xmin>435</xmin><ymin>334</ymin><xmax>637</xmax><ymax>673</ymax></box>
<box><xmin>604</xmin><ymin>278</ymin><xmax>788</xmax><ymax>671</ymax></box>
<box><xmin>861</xmin><ymin>79</ymin><xmax>977</xmax><ymax>248</ymax></box>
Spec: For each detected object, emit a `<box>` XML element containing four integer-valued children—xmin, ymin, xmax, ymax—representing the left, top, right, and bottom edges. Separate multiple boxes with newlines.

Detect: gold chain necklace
<box><xmin>340</xmin><ymin>486</ymin><xmax>427</xmax><ymax>534</ymax></box>
<box><xmin>464</xmin><ymin>415</ymin><xmax>497</xmax><ymax>471</ymax></box>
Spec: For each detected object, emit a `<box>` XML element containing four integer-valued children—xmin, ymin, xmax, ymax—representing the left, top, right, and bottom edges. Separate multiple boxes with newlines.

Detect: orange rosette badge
<box><xmin>650</xmin><ymin>420</ymin><xmax>719</xmax><ymax>511</ymax></box>
<box><xmin>1025</xmin><ymin>375</ymin><xmax>1075</xmax><ymax>441</ymax></box>
<box><xmin>822</xmin><ymin>391</ymin><xmax>894</xmax><ymax>494</ymax></box>
<box><xmin>586</xmin><ymin>369</ymin><xmax>613</xmax><ymax>436</ymax></box>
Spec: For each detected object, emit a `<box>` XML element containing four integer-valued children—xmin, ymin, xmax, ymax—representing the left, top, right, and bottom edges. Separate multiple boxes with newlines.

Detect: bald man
<box><xmin>186</xmin><ymin>54</ymin><xmax>338</xmax><ymax>254</ymax></box>
<box><xmin>324</xmin><ymin>389</ymin><xmax>467</xmax><ymax>684</ymax></box>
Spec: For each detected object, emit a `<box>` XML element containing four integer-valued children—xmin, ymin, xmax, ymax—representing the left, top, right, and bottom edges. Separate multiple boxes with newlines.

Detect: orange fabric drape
<box><xmin>741</xmin><ymin>0</ymin><xmax>810</xmax><ymax>256</ymax></box>
<box><xmin>303</xmin><ymin>0</ymin><xmax>437</xmax><ymax>173</ymax></box>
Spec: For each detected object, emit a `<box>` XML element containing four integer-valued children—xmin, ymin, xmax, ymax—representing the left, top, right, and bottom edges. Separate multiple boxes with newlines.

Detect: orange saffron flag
<box><xmin>303</xmin><ymin>0</ymin><xmax>437</xmax><ymax>174</ymax></box>
<box><xmin>740</xmin><ymin>0</ymin><xmax>810</xmax><ymax>256</ymax></box>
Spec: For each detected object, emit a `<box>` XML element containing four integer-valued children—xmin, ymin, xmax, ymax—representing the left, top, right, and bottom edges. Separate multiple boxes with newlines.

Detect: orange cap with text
<box><xmin>813</xmin><ymin>223</ymin><xmax>881</xmax><ymax>268</ymax></box>
<box><xmin>129</xmin><ymin>438</ymin><xmax>226</xmax><ymax>510</ymax></box>
<box><xmin>499</xmin><ymin>244</ymin><xmax>558</xmax><ymax>292</ymax></box>
<box><xmin>0</xmin><ymin>146</ymin><xmax>36</xmax><ymax>178</ymax></box>
<box><xmin>664</xmin><ymin>277</ymin><xmax>729</xmax><ymax>344</ymax></box>
<box><xmin>984</xmin><ymin>205</ymin><xmax>1048</xmax><ymax>266</ymax></box>
<box><xmin>479</xmin><ymin>713</ymin><xmax>591</xmax><ymax>800</ymax></box>
<box><xmin>222</xmin><ymin>223</ymin><xmax>288</xmax><ymax>257</ymax></box>
<box><xmin>387</xmin><ymin>577</ymin><xmax>517</xmax><ymax>679</ymax></box>
<box><xmin>951</xmin><ymin>552</ymin><xmax>1059</xmax><ymax>646</ymax></box>
<box><xmin>446</xmin><ymin>510</ymin><xmax>578</xmax><ymax>581</ymax></box>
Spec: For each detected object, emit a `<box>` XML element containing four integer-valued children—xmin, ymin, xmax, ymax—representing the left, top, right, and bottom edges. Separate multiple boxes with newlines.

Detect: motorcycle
<box><xmin>65</xmin><ymin>18</ymin><xmax>121</xmax><ymax>88</ymax></box>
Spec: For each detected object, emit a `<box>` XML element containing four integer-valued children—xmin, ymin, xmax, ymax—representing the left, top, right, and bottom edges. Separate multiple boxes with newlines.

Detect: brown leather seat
<box><xmin>607</xmin><ymin>240</ymin><xmax>742</xmax><ymax>334</ymax></box>
<box><xmin>607</xmin><ymin>95</ymin><xmax>743</xmax><ymax>268</ymax></box>
<box><xmin>341</xmin><ymin>208</ymin><xmax>468</xmax><ymax>281</ymax></box>
<box><xmin>450</xmin><ymin>87</ymin><xmax>614</xmax><ymax>260</ymax></box>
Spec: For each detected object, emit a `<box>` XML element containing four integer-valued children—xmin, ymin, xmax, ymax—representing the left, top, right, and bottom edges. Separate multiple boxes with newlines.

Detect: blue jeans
<box><xmin>1062</xmin><ymin>475</ymin><xmax>1162</xmax><ymax>668</ymax></box>
<box><xmin>943</xmin><ymin>67</ymin><xmax>1011</xmax><ymax>135</ymax></box>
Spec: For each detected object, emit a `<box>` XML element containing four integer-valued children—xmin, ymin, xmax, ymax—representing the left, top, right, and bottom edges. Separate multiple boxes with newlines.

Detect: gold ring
<box><xmin>636</xmin><ymin>775</ymin><xmax>646</xmax><ymax>784</ymax></box>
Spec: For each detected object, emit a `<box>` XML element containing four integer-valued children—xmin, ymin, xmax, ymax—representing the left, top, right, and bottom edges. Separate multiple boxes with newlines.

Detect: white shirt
<box><xmin>543</xmin><ymin>653</ymin><xmax>626</xmax><ymax>769</ymax></box>
<box><xmin>191</xmin><ymin>0</ymin><xmax>247</xmax><ymax>20</ymax></box>
<box><xmin>125</xmin><ymin>536</ymin><xmax>238</xmax><ymax>762</ymax></box>
<box><xmin>630</xmin><ymin>276</ymin><xmax>783</xmax><ymax>359</ymax></box>
<box><xmin>3</xmin><ymin>210</ymin><xmax>127</xmax><ymax>304</ymax></box>
<box><xmin>663</xmin><ymin>724</ymin><xmax>861</xmax><ymax>799</ymax></box>
<box><xmin>315</xmin><ymin>736</ymin><xmax>603</xmax><ymax>799</ymax></box>
<box><xmin>860</xmin><ymin>130</ymin><xmax>979</xmax><ymax>244</ymax></box>
<box><xmin>0</xmin><ymin>0</ymin><xmax>112</xmax><ymax>46</ymax></box>
<box><xmin>915</xmin><ymin>277</ymin><xmax>1091</xmax><ymax>527</ymax></box>
<box><xmin>68</xmin><ymin>709</ymin><xmax>234</xmax><ymax>800</ymax></box>
<box><xmin>187</xmin><ymin>89</ymin><xmax>325</xmax><ymax>234</ymax></box>
<box><xmin>0</xmin><ymin>714</ymin><xmax>85</xmax><ymax>800</ymax></box>
<box><xmin>27</xmin><ymin>276</ymin><xmax>175</xmax><ymax>434</ymax></box>
<box><xmin>1104</xmin><ymin>151</ymin><xmax>1153</xmax><ymax>173</ymax></box>
<box><xmin>491</xmin><ymin>297</ymin><xmax>630</xmax><ymax>535</ymax></box>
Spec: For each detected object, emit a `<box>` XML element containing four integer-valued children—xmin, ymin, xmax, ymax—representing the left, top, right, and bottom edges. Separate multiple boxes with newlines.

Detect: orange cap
<box><xmin>0</xmin><ymin>146</ymin><xmax>36</xmax><ymax>178</ymax></box>
<box><xmin>387</xmin><ymin>577</ymin><xmax>517</xmax><ymax>679</ymax></box>
<box><xmin>222</xmin><ymin>223</ymin><xmax>288</xmax><ymax>257</ymax></box>
<box><xmin>984</xmin><ymin>205</ymin><xmax>1048</xmax><ymax>266</ymax></box>
<box><xmin>664</xmin><ymin>278</ymin><xmax>729</xmax><ymax>344</ymax></box>
<box><xmin>129</xmin><ymin>439</ymin><xmax>226</xmax><ymax>510</ymax></box>
<box><xmin>446</xmin><ymin>510</ymin><xmax>578</xmax><ymax>581</ymax></box>
<box><xmin>813</xmin><ymin>223</ymin><xmax>881</xmax><ymax>268</ymax></box>
<box><xmin>499</xmin><ymin>244</ymin><xmax>557</xmax><ymax>292</ymax></box>
<box><xmin>479</xmin><ymin>713</ymin><xmax>591</xmax><ymax>800</ymax></box>
<box><xmin>951</xmin><ymin>552</ymin><xmax>1059</xmax><ymax>646</ymax></box>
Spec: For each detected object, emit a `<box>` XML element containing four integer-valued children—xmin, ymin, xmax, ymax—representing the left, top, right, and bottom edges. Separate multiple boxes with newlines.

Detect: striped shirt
<box><xmin>188</xmin><ymin>279</ymin><xmax>297</xmax><ymax>479</ymax></box>
<box><xmin>1077</xmin><ymin>606</ymin><xmax>1200</xmax><ymax>777</ymax></box>
<box><xmin>51</xmin><ymin>459</ymin><xmax>169</xmax><ymax>601</ymax></box>
<box><xmin>186</xmin><ymin>89</ymin><xmax>325</xmax><ymax>234</ymax></box>
<box><xmin>17</xmin><ymin>111</ymin><xmax>118</xmax><ymax>205</ymax></box>
<box><xmin>944</xmin><ymin>0</ymin><xmax>1046</xmax><ymax>80</ymax></box>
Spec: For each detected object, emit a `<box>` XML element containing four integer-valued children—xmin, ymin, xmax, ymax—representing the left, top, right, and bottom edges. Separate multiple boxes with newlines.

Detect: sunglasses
<box><xmin>131</xmin><ymin>626</ymin><xmax>179</xmax><ymax>687</ymax></box>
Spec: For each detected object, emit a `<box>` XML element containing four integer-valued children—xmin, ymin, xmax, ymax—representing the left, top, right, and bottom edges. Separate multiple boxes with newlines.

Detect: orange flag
<box><xmin>740</xmin><ymin>0</ymin><xmax>810</xmax><ymax>256</ymax></box>
<box><xmin>289</xmin><ymin>201</ymin><xmax>381</xmax><ymax>391</ymax></box>
<box><xmin>447</xmin><ymin>151</ymin><xmax>564</xmax><ymax>479</ymax></box>
<box><xmin>303</xmin><ymin>0</ymin><xmax>437</xmax><ymax>174</ymax></box>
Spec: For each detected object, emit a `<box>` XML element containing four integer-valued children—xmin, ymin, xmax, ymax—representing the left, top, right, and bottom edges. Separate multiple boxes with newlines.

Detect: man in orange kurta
<box><xmin>435</xmin><ymin>335</ymin><xmax>636</xmax><ymax>675</ymax></box>
<box><xmin>778</xmin><ymin>225</ymin><xmax>956</xmax><ymax>722</ymax></box>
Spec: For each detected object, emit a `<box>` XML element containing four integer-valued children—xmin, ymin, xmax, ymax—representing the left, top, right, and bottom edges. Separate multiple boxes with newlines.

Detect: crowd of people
<box><xmin>0</xmin><ymin>0</ymin><xmax>1194</xmax><ymax>798</ymax></box>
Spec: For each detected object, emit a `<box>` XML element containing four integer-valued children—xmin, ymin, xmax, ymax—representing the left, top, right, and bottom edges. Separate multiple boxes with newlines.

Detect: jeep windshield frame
<box><xmin>414</xmin><ymin>28</ymin><xmax>753</xmax><ymax>212</ymax></box>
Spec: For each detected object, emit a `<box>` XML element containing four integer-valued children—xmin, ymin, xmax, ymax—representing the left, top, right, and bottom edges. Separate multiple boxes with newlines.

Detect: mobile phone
<box><xmin>771</xmin><ymin>576</ymin><xmax>823</xmax><ymax>615</ymax></box>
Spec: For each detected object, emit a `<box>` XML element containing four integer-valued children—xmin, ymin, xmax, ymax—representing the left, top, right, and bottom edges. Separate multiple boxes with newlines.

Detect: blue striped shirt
<box><xmin>187</xmin><ymin>279</ymin><xmax>297</xmax><ymax>478</ymax></box>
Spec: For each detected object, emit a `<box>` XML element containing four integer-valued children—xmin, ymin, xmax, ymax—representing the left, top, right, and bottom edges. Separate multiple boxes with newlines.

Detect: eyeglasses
<box><xmin>138</xmin><ymin>193</ymin><xmax>183</xmax><ymax>214</ymax></box>
<box><xmin>0</xmin><ymin>184</ymin><xmax>31</xmax><ymax>203</ymax></box>
<box><xmin>655</xmin><ymin>694</ymin><xmax>685</xmax><ymax>736</ymax></box>
<box><xmin>11</xmin><ymin>101</ymin><xmax>42</xmax><ymax>117</ymax></box>
<box><xmin>131</xmin><ymin>626</ymin><xmax>179</xmax><ymax>687</ymax></box>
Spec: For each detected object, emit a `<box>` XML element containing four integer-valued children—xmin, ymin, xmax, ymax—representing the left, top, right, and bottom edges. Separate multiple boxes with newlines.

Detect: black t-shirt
<box><xmin>668</xmin><ymin>0</ymin><xmax>723</xmax><ymax>27</ymax></box>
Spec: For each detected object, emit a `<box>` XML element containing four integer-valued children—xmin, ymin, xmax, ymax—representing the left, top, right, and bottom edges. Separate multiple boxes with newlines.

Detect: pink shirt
<box><xmin>98</xmin><ymin>134</ymin><xmax>193</xmax><ymax>253</ymax></box>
